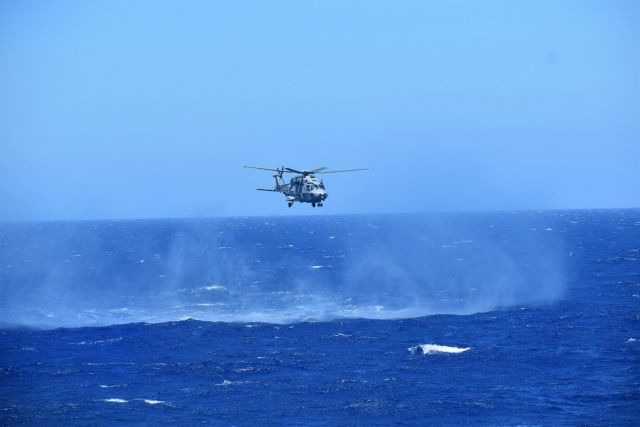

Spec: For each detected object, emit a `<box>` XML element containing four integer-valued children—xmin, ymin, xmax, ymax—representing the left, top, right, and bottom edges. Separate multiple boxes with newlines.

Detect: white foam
<box><xmin>141</xmin><ymin>399</ymin><xmax>165</xmax><ymax>405</ymax></box>
<box><xmin>333</xmin><ymin>332</ymin><xmax>351</xmax><ymax>338</ymax></box>
<box><xmin>203</xmin><ymin>284</ymin><xmax>226</xmax><ymax>291</ymax></box>
<box><xmin>409</xmin><ymin>344</ymin><xmax>470</xmax><ymax>355</ymax></box>
<box><xmin>72</xmin><ymin>337</ymin><xmax>122</xmax><ymax>346</ymax></box>
<box><xmin>310</xmin><ymin>265</ymin><xmax>324</xmax><ymax>269</ymax></box>
<box><xmin>103</xmin><ymin>398</ymin><xmax>127</xmax><ymax>403</ymax></box>
<box><xmin>626</xmin><ymin>338</ymin><xmax>637</xmax><ymax>343</ymax></box>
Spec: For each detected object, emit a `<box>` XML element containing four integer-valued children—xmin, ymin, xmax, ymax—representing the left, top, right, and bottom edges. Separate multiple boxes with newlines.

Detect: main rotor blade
<box><xmin>284</xmin><ymin>167</ymin><xmax>305</xmax><ymax>174</ymax></box>
<box><xmin>284</xmin><ymin>167</ymin><xmax>328</xmax><ymax>174</ymax></box>
<box><xmin>315</xmin><ymin>168</ymin><xmax>369</xmax><ymax>174</ymax></box>
<box><xmin>244</xmin><ymin>166</ymin><xmax>280</xmax><ymax>172</ymax></box>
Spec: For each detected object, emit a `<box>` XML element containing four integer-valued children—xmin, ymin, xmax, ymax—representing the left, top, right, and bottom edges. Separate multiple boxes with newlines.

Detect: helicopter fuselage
<box><xmin>280</xmin><ymin>174</ymin><xmax>328</xmax><ymax>207</ymax></box>
<box><xmin>245</xmin><ymin>165</ymin><xmax>367</xmax><ymax>208</ymax></box>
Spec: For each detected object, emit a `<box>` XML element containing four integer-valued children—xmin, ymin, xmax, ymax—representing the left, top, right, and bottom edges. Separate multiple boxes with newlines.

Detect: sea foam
<box><xmin>103</xmin><ymin>398</ymin><xmax>128</xmax><ymax>403</ymax></box>
<box><xmin>409</xmin><ymin>344</ymin><xmax>470</xmax><ymax>355</ymax></box>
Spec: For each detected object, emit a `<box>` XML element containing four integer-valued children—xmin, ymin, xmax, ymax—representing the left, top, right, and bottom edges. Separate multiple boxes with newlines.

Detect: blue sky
<box><xmin>1</xmin><ymin>1</ymin><xmax>638</xmax><ymax>220</ymax></box>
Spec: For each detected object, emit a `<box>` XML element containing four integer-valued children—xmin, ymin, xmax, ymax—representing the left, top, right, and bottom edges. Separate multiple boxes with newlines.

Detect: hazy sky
<box><xmin>1</xmin><ymin>1</ymin><xmax>638</xmax><ymax>220</ymax></box>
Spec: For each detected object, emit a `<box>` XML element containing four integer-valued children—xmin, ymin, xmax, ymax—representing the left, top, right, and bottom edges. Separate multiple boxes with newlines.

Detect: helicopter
<box><xmin>244</xmin><ymin>166</ymin><xmax>368</xmax><ymax>207</ymax></box>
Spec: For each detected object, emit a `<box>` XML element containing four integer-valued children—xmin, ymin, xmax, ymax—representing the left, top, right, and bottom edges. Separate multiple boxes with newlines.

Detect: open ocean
<box><xmin>1</xmin><ymin>210</ymin><xmax>638</xmax><ymax>425</ymax></box>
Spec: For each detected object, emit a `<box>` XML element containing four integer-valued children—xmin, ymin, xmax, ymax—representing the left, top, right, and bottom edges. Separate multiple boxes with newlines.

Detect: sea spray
<box><xmin>0</xmin><ymin>212</ymin><xmax>566</xmax><ymax>327</ymax></box>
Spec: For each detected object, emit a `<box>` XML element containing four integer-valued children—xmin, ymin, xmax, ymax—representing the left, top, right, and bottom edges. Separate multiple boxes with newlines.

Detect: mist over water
<box><xmin>0</xmin><ymin>212</ymin><xmax>567</xmax><ymax>328</ymax></box>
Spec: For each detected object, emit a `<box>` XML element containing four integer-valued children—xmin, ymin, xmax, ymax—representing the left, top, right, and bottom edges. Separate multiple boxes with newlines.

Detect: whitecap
<box><xmin>202</xmin><ymin>284</ymin><xmax>227</xmax><ymax>291</ymax></box>
<box><xmin>140</xmin><ymin>399</ymin><xmax>171</xmax><ymax>406</ymax></box>
<box><xmin>310</xmin><ymin>265</ymin><xmax>324</xmax><ymax>269</ymax></box>
<box><xmin>72</xmin><ymin>337</ymin><xmax>122</xmax><ymax>346</ymax></box>
<box><xmin>333</xmin><ymin>332</ymin><xmax>352</xmax><ymax>338</ymax></box>
<box><xmin>626</xmin><ymin>338</ymin><xmax>637</xmax><ymax>343</ymax></box>
<box><xmin>215</xmin><ymin>379</ymin><xmax>255</xmax><ymax>386</ymax></box>
<box><xmin>409</xmin><ymin>344</ymin><xmax>470</xmax><ymax>355</ymax></box>
<box><xmin>103</xmin><ymin>398</ymin><xmax>127</xmax><ymax>403</ymax></box>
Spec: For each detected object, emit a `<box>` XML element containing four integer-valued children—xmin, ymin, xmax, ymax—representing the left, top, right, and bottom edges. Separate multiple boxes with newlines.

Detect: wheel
<box><xmin>288</xmin><ymin>202</ymin><xmax>292</xmax><ymax>207</ymax></box>
<box><xmin>312</xmin><ymin>203</ymin><xmax>316</xmax><ymax>207</ymax></box>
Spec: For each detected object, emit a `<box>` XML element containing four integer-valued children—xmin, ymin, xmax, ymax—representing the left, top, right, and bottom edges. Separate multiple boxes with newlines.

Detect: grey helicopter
<box><xmin>244</xmin><ymin>166</ymin><xmax>368</xmax><ymax>207</ymax></box>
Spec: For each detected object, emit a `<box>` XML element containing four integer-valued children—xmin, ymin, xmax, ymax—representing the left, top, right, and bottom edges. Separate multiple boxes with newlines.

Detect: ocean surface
<box><xmin>1</xmin><ymin>210</ymin><xmax>638</xmax><ymax>425</ymax></box>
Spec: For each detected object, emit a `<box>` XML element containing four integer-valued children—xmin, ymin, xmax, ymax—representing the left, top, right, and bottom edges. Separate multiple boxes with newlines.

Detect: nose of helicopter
<box><xmin>312</xmin><ymin>190</ymin><xmax>327</xmax><ymax>202</ymax></box>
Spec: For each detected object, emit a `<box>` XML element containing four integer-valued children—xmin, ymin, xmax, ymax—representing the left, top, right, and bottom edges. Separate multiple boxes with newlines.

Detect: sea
<box><xmin>0</xmin><ymin>210</ymin><xmax>638</xmax><ymax>425</ymax></box>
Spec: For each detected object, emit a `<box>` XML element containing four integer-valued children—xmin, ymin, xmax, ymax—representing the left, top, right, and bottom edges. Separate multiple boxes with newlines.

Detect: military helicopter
<box><xmin>244</xmin><ymin>166</ymin><xmax>368</xmax><ymax>207</ymax></box>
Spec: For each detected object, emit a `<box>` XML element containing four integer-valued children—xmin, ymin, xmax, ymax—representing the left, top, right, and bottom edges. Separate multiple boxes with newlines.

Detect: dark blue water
<box><xmin>1</xmin><ymin>210</ymin><xmax>639</xmax><ymax>425</ymax></box>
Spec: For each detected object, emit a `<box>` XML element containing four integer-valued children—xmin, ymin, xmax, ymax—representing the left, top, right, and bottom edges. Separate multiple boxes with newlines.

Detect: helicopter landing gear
<box><xmin>312</xmin><ymin>203</ymin><xmax>316</xmax><ymax>208</ymax></box>
<box><xmin>288</xmin><ymin>202</ymin><xmax>293</xmax><ymax>208</ymax></box>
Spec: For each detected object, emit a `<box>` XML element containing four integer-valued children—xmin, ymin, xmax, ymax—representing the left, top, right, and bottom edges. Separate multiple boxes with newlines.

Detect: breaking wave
<box><xmin>409</xmin><ymin>344</ymin><xmax>470</xmax><ymax>355</ymax></box>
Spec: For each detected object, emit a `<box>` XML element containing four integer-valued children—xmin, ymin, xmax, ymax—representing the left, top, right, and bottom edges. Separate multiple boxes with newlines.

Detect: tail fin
<box><xmin>273</xmin><ymin>167</ymin><xmax>284</xmax><ymax>190</ymax></box>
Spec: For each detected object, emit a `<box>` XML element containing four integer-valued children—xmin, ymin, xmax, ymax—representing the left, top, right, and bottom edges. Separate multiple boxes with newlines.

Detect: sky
<box><xmin>1</xmin><ymin>0</ymin><xmax>638</xmax><ymax>221</ymax></box>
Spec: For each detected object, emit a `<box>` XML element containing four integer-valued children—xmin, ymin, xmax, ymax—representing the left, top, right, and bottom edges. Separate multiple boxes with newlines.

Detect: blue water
<box><xmin>1</xmin><ymin>210</ymin><xmax>638</xmax><ymax>425</ymax></box>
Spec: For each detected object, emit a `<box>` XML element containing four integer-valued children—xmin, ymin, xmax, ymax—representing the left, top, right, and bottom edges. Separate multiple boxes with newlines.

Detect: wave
<box><xmin>408</xmin><ymin>344</ymin><xmax>470</xmax><ymax>355</ymax></box>
<box><xmin>101</xmin><ymin>398</ymin><xmax>174</xmax><ymax>407</ymax></box>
